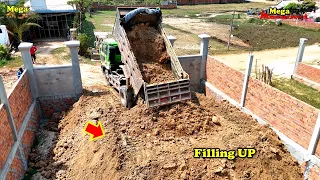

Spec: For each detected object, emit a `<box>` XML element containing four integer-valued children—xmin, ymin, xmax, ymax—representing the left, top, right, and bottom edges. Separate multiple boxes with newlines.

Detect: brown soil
<box><xmin>25</xmin><ymin>86</ymin><xmax>303</xmax><ymax>180</ymax></box>
<box><xmin>126</xmin><ymin>23</ymin><xmax>177</xmax><ymax>84</ymax></box>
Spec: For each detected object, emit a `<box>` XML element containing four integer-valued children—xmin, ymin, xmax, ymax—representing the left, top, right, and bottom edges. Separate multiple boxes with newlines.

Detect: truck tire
<box><xmin>119</xmin><ymin>86</ymin><xmax>134</xmax><ymax>109</ymax></box>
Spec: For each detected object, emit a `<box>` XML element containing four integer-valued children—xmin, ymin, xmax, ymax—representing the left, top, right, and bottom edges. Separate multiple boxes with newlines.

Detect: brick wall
<box><xmin>205</xmin><ymin>56</ymin><xmax>320</xmax><ymax>179</ymax></box>
<box><xmin>39</xmin><ymin>97</ymin><xmax>78</xmax><ymax>118</ymax></box>
<box><xmin>0</xmin><ymin>104</ymin><xmax>14</xmax><ymax>171</ymax></box>
<box><xmin>296</xmin><ymin>63</ymin><xmax>320</xmax><ymax>84</ymax></box>
<box><xmin>22</xmin><ymin>107</ymin><xmax>39</xmax><ymax>161</ymax></box>
<box><xmin>6</xmin><ymin>151</ymin><xmax>25</xmax><ymax>180</ymax></box>
<box><xmin>246</xmin><ymin>78</ymin><xmax>319</xmax><ymax>150</ymax></box>
<box><xmin>7</xmin><ymin>74</ymin><xmax>32</xmax><ymax>132</ymax></box>
<box><xmin>206</xmin><ymin>57</ymin><xmax>244</xmax><ymax>103</ymax></box>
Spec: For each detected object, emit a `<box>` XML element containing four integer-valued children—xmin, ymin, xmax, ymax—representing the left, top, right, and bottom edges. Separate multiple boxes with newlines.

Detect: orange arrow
<box><xmin>83</xmin><ymin>121</ymin><xmax>105</xmax><ymax>141</ymax></box>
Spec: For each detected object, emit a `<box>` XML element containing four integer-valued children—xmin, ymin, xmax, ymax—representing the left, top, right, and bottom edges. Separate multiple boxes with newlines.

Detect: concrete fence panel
<box><xmin>34</xmin><ymin>66</ymin><xmax>74</xmax><ymax>97</ymax></box>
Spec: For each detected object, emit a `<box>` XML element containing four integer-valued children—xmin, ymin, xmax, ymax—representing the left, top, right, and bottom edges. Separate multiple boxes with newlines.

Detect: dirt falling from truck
<box><xmin>25</xmin><ymin>86</ymin><xmax>303</xmax><ymax>180</ymax></box>
<box><xmin>126</xmin><ymin>23</ymin><xmax>177</xmax><ymax>84</ymax></box>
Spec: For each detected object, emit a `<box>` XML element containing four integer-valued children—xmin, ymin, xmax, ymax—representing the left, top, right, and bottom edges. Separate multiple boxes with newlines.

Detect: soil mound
<box><xmin>25</xmin><ymin>87</ymin><xmax>303</xmax><ymax>180</ymax></box>
<box><xmin>126</xmin><ymin>23</ymin><xmax>176</xmax><ymax>84</ymax></box>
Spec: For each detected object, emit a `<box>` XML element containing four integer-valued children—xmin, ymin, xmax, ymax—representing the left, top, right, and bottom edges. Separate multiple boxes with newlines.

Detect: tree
<box><xmin>5</xmin><ymin>12</ymin><xmax>41</xmax><ymax>41</ymax></box>
<box><xmin>68</xmin><ymin>0</ymin><xmax>95</xmax><ymax>33</ymax></box>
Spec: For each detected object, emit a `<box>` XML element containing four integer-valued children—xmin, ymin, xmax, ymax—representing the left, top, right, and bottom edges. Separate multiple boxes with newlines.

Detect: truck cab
<box><xmin>100</xmin><ymin>39</ymin><xmax>122</xmax><ymax>73</ymax></box>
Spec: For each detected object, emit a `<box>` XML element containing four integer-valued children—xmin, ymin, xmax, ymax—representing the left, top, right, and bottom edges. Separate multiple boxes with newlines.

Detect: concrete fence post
<box><xmin>0</xmin><ymin>76</ymin><xmax>18</xmax><ymax>141</ymax></box>
<box><xmin>292</xmin><ymin>38</ymin><xmax>308</xmax><ymax>77</ymax></box>
<box><xmin>240</xmin><ymin>53</ymin><xmax>254</xmax><ymax>108</ymax></box>
<box><xmin>19</xmin><ymin>42</ymin><xmax>39</xmax><ymax>100</ymax></box>
<box><xmin>167</xmin><ymin>35</ymin><xmax>177</xmax><ymax>47</ymax></box>
<box><xmin>307</xmin><ymin>113</ymin><xmax>320</xmax><ymax>156</ymax></box>
<box><xmin>198</xmin><ymin>34</ymin><xmax>211</xmax><ymax>93</ymax></box>
<box><xmin>65</xmin><ymin>41</ymin><xmax>83</xmax><ymax>95</ymax></box>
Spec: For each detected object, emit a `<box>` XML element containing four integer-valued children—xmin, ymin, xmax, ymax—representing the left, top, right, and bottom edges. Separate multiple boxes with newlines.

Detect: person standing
<box><xmin>30</xmin><ymin>45</ymin><xmax>37</xmax><ymax>64</ymax></box>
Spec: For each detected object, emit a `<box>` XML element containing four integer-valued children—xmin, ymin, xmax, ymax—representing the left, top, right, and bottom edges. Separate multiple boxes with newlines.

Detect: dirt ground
<box><xmin>215</xmin><ymin>44</ymin><xmax>320</xmax><ymax>77</ymax></box>
<box><xmin>126</xmin><ymin>23</ymin><xmax>177</xmax><ymax>84</ymax></box>
<box><xmin>163</xmin><ymin>18</ymin><xmax>250</xmax><ymax>48</ymax></box>
<box><xmin>25</xmin><ymin>84</ymin><xmax>303</xmax><ymax>180</ymax></box>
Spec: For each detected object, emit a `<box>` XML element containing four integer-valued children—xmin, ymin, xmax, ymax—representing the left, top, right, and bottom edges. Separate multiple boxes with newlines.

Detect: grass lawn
<box><xmin>273</xmin><ymin>78</ymin><xmax>320</xmax><ymax>109</ymax></box>
<box><xmin>161</xmin><ymin>2</ymin><xmax>271</xmax><ymax>16</ymax></box>
<box><xmin>0</xmin><ymin>56</ymin><xmax>23</xmax><ymax>68</ymax></box>
<box><xmin>83</xmin><ymin>3</ymin><xmax>320</xmax><ymax>54</ymax></box>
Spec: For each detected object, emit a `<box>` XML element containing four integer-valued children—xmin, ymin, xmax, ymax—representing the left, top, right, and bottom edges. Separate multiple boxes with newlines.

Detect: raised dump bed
<box><xmin>111</xmin><ymin>7</ymin><xmax>191</xmax><ymax>108</ymax></box>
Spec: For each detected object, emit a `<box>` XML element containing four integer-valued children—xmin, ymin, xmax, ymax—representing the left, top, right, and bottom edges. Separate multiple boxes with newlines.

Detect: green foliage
<box><xmin>77</xmin><ymin>33</ymin><xmax>90</xmax><ymax>57</ymax></box>
<box><xmin>0</xmin><ymin>45</ymin><xmax>10</xmax><ymax>60</ymax></box>
<box><xmin>284</xmin><ymin>0</ymin><xmax>316</xmax><ymax>13</ymax></box>
<box><xmin>301</xmin><ymin>0</ymin><xmax>316</xmax><ymax>12</ymax></box>
<box><xmin>284</xmin><ymin>2</ymin><xmax>301</xmax><ymax>14</ymax></box>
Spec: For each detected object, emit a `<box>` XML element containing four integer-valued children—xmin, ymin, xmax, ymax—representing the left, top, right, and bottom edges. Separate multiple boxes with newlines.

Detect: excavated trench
<box><xmin>24</xmin><ymin>86</ymin><xmax>303</xmax><ymax>180</ymax></box>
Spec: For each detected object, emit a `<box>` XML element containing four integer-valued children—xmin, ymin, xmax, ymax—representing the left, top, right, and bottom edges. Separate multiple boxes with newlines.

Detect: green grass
<box><xmin>161</xmin><ymin>2</ymin><xmax>270</xmax><ymax>16</ymax></box>
<box><xmin>273</xmin><ymin>78</ymin><xmax>320</xmax><ymax>109</ymax></box>
<box><xmin>51</xmin><ymin>47</ymin><xmax>71</xmax><ymax>62</ymax></box>
<box><xmin>233</xmin><ymin>20</ymin><xmax>320</xmax><ymax>51</ymax></box>
<box><xmin>0</xmin><ymin>56</ymin><xmax>23</xmax><ymax>68</ymax></box>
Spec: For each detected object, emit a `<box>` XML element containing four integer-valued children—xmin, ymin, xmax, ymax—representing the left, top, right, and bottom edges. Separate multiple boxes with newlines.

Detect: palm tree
<box><xmin>5</xmin><ymin>13</ymin><xmax>41</xmax><ymax>41</ymax></box>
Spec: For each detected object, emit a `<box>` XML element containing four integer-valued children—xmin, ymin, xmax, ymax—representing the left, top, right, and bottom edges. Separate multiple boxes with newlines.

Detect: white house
<box><xmin>23</xmin><ymin>0</ymin><xmax>76</xmax><ymax>40</ymax></box>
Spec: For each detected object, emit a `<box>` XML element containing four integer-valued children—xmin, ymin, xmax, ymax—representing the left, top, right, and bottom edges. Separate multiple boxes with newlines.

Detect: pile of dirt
<box><xmin>126</xmin><ymin>23</ymin><xmax>176</xmax><ymax>84</ymax></box>
<box><xmin>25</xmin><ymin>86</ymin><xmax>303</xmax><ymax>180</ymax></box>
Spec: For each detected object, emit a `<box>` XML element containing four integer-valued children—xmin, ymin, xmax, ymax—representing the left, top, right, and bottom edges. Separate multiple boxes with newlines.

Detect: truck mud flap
<box><xmin>144</xmin><ymin>79</ymin><xmax>191</xmax><ymax>108</ymax></box>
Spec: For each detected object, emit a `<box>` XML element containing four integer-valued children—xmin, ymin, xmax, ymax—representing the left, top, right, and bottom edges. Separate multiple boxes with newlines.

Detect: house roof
<box><xmin>24</xmin><ymin>0</ymin><xmax>76</xmax><ymax>13</ymax></box>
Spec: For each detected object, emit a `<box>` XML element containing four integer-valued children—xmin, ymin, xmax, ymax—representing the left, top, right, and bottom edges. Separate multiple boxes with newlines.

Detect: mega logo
<box><xmin>269</xmin><ymin>8</ymin><xmax>290</xmax><ymax>15</ymax></box>
<box><xmin>7</xmin><ymin>6</ymin><xmax>30</xmax><ymax>14</ymax></box>
<box><xmin>260</xmin><ymin>8</ymin><xmax>306</xmax><ymax>20</ymax></box>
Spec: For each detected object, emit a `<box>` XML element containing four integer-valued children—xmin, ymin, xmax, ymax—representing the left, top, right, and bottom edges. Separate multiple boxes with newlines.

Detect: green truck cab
<box><xmin>100</xmin><ymin>38</ymin><xmax>122</xmax><ymax>72</ymax></box>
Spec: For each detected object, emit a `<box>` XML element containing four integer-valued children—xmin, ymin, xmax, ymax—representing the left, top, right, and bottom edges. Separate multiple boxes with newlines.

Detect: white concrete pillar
<box><xmin>167</xmin><ymin>35</ymin><xmax>177</xmax><ymax>47</ymax></box>
<box><xmin>19</xmin><ymin>42</ymin><xmax>38</xmax><ymax>100</ymax></box>
<box><xmin>308</xmin><ymin>113</ymin><xmax>320</xmax><ymax>155</ymax></box>
<box><xmin>198</xmin><ymin>34</ymin><xmax>211</xmax><ymax>92</ymax></box>
<box><xmin>65</xmin><ymin>41</ymin><xmax>83</xmax><ymax>95</ymax></box>
<box><xmin>240</xmin><ymin>53</ymin><xmax>254</xmax><ymax>107</ymax></box>
<box><xmin>293</xmin><ymin>38</ymin><xmax>308</xmax><ymax>76</ymax></box>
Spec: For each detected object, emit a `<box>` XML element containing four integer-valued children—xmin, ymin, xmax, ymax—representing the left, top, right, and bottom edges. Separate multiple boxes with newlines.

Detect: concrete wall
<box><xmin>204</xmin><ymin>56</ymin><xmax>320</xmax><ymax>179</ymax></box>
<box><xmin>178</xmin><ymin>55</ymin><xmax>202</xmax><ymax>92</ymax></box>
<box><xmin>34</xmin><ymin>65</ymin><xmax>74</xmax><ymax>97</ymax></box>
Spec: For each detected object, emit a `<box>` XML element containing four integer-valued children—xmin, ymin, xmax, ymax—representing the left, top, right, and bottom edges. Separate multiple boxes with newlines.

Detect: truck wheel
<box><xmin>119</xmin><ymin>86</ymin><xmax>134</xmax><ymax>109</ymax></box>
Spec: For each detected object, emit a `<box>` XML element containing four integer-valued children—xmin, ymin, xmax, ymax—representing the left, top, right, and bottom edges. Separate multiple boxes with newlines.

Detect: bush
<box><xmin>284</xmin><ymin>2</ymin><xmax>301</xmax><ymax>14</ymax></box>
<box><xmin>77</xmin><ymin>33</ymin><xmax>89</xmax><ymax>57</ymax></box>
<box><xmin>0</xmin><ymin>45</ymin><xmax>10</xmax><ymax>60</ymax></box>
<box><xmin>301</xmin><ymin>0</ymin><xmax>316</xmax><ymax>12</ymax></box>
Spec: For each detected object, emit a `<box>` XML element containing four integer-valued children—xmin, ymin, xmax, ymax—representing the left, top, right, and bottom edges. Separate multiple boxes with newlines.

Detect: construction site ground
<box><xmin>2</xmin><ymin>41</ymin><xmax>301</xmax><ymax>179</ymax></box>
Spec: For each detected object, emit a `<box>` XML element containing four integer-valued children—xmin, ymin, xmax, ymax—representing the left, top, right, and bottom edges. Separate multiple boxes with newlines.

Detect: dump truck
<box><xmin>100</xmin><ymin>7</ymin><xmax>191</xmax><ymax>108</ymax></box>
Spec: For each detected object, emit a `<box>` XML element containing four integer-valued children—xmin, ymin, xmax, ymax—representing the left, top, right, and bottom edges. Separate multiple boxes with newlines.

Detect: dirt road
<box><xmin>215</xmin><ymin>44</ymin><xmax>320</xmax><ymax>77</ymax></box>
